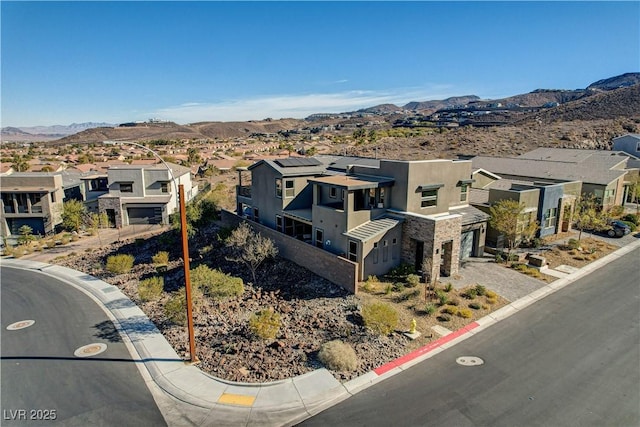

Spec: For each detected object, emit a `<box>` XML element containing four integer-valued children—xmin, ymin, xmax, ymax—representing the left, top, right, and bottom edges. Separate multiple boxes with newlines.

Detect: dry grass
<box><xmin>542</xmin><ymin>237</ymin><xmax>617</xmax><ymax>269</ymax></box>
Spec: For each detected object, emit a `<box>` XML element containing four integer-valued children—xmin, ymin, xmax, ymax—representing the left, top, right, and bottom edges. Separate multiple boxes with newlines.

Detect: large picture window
<box><xmin>544</xmin><ymin>208</ymin><xmax>557</xmax><ymax>228</ymax></box>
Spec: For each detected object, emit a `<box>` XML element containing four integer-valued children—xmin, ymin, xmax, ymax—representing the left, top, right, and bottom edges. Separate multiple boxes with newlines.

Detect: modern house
<box><xmin>472</xmin><ymin>148</ymin><xmax>637</xmax><ymax>211</ymax></box>
<box><xmin>0</xmin><ymin>173</ymin><xmax>65</xmax><ymax>237</ymax></box>
<box><xmin>236</xmin><ymin>155</ymin><xmax>489</xmax><ymax>284</ymax></box>
<box><xmin>97</xmin><ymin>162</ymin><xmax>196</xmax><ymax>227</ymax></box>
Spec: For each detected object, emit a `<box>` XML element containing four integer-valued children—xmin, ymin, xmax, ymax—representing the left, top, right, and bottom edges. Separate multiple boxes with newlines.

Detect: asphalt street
<box><xmin>1</xmin><ymin>267</ymin><xmax>167</xmax><ymax>426</ymax></box>
<box><xmin>300</xmin><ymin>247</ymin><xmax>640</xmax><ymax>427</ymax></box>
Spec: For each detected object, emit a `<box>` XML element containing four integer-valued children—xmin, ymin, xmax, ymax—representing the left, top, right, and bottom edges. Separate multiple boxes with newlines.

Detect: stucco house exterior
<box><xmin>613</xmin><ymin>134</ymin><xmax>640</xmax><ymax>158</ymax></box>
<box><xmin>236</xmin><ymin>155</ymin><xmax>489</xmax><ymax>284</ymax></box>
<box><xmin>97</xmin><ymin>162</ymin><xmax>196</xmax><ymax>228</ymax></box>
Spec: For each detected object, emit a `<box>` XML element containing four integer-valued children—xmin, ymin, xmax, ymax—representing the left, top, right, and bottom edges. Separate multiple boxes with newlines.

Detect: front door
<box><xmin>106</xmin><ymin>209</ymin><xmax>116</xmax><ymax>228</ymax></box>
<box><xmin>414</xmin><ymin>241</ymin><xmax>424</xmax><ymax>272</ymax></box>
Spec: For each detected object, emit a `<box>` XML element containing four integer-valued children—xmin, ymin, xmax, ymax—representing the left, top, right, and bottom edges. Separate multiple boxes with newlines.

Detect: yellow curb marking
<box><xmin>218</xmin><ymin>393</ymin><xmax>256</xmax><ymax>406</ymax></box>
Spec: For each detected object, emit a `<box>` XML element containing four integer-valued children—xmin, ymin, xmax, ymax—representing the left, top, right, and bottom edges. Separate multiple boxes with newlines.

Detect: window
<box><xmin>379</xmin><ymin>187</ymin><xmax>386</xmax><ymax>206</ymax></box>
<box><xmin>383</xmin><ymin>240</ymin><xmax>389</xmax><ymax>262</ymax></box>
<box><xmin>460</xmin><ymin>184</ymin><xmax>468</xmax><ymax>202</ymax></box>
<box><xmin>348</xmin><ymin>240</ymin><xmax>358</xmax><ymax>262</ymax></box>
<box><xmin>120</xmin><ymin>183</ymin><xmax>133</xmax><ymax>193</ymax></box>
<box><xmin>276</xmin><ymin>215</ymin><xmax>283</xmax><ymax>232</ymax></box>
<box><xmin>544</xmin><ymin>208</ymin><xmax>557</xmax><ymax>229</ymax></box>
<box><xmin>275</xmin><ymin>178</ymin><xmax>282</xmax><ymax>198</ymax></box>
<box><xmin>369</xmin><ymin>188</ymin><xmax>376</xmax><ymax>206</ymax></box>
<box><xmin>161</xmin><ymin>182</ymin><xmax>169</xmax><ymax>193</ymax></box>
<box><xmin>315</xmin><ymin>228</ymin><xmax>324</xmax><ymax>248</ymax></box>
<box><xmin>392</xmin><ymin>238</ymin><xmax>398</xmax><ymax>260</ymax></box>
<box><xmin>421</xmin><ymin>189</ymin><xmax>438</xmax><ymax>208</ymax></box>
<box><xmin>254</xmin><ymin>208</ymin><xmax>260</xmax><ymax>223</ymax></box>
<box><xmin>284</xmin><ymin>180</ymin><xmax>295</xmax><ymax>198</ymax></box>
<box><xmin>373</xmin><ymin>242</ymin><xmax>379</xmax><ymax>264</ymax></box>
<box><xmin>329</xmin><ymin>187</ymin><xmax>337</xmax><ymax>198</ymax></box>
<box><xmin>604</xmin><ymin>188</ymin><xmax>615</xmax><ymax>203</ymax></box>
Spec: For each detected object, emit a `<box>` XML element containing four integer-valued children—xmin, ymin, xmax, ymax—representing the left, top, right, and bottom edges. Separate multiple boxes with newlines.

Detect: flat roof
<box><xmin>309</xmin><ymin>174</ymin><xmax>394</xmax><ymax>190</ymax></box>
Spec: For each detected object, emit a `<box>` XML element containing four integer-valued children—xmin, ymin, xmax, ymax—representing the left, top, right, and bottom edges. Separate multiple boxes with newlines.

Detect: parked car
<box><xmin>606</xmin><ymin>220</ymin><xmax>631</xmax><ymax>237</ymax></box>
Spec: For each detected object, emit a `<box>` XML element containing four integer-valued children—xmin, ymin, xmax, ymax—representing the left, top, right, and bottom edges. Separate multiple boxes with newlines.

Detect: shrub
<box><xmin>621</xmin><ymin>220</ymin><xmax>637</xmax><ymax>232</ymax></box>
<box><xmin>392</xmin><ymin>282</ymin><xmax>405</xmax><ymax>292</ymax></box>
<box><xmin>457</xmin><ymin>308</ymin><xmax>473</xmax><ymax>318</ymax></box>
<box><xmin>485</xmin><ymin>290</ymin><xmax>498</xmax><ymax>299</ymax></box>
<box><xmin>513</xmin><ymin>263</ymin><xmax>528</xmax><ymax>272</ymax></box>
<box><xmin>621</xmin><ymin>214</ymin><xmax>639</xmax><ymax>225</ymax></box>
<box><xmin>190</xmin><ymin>264</ymin><xmax>244</xmax><ymax>299</ymax></box>
<box><xmin>443</xmin><ymin>306</ymin><xmax>458</xmax><ymax>316</ymax></box>
<box><xmin>318</xmin><ymin>340</ymin><xmax>358</xmax><ymax>371</ymax></box>
<box><xmin>164</xmin><ymin>287</ymin><xmax>202</xmax><ymax>326</ymax></box>
<box><xmin>138</xmin><ymin>276</ymin><xmax>164</xmax><ymax>302</ymax></box>
<box><xmin>447</xmin><ymin>298</ymin><xmax>460</xmax><ymax>306</ymax></box>
<box><xmin>387</xmin><ymin>263</ymin><xmax>415</xmax><ymax>280</ymax></box>
<box><xmin>106</xmin><ymin>254</ymin><xmax>134</xmax><ymax>274</ymax></box>
<box><xmin>607</xmin><ymin>205</ymin><xmax>624</xmax><ymax>218</ymax></box>
<box><xmin>248</xmin><ymin>308</ymin><xmax>281</xmax><ymax>340</ymax></box>
<box><xmin>437</xmin><ymin>313</ymin><xmax>451</xmax><ymax>322</ymax></box>
<box><xmin>462</xmin><ymin>288</ymin><xmax>477</xmax><ymax>299</ymax></box>
<box><xmin>361</xmin><ymin>302</ymin><xmax>398</xmax><ymax>335</ymax></box>
<box><xmin>444</xmin><ymin>283</ymin><xmax>453</xmax><ymax>292</ymax></box>
<box><xmin>384</xmin><ymin>284</ymin><xmax>393</xmax><ymax>295</ymax></box>
<box><xmin>405</xmin><ymin>274</ymin><xmax>420</xmax><ymax>288</ymax></box>
<box><xmin>436</xmin><ymin>290</ymin><xmax>448</xmax><ymax>306</ymax></box>
<box><xmin>474</xmin><ymin>284</ymin><xmax>487</xmax><ymax>296</ymax></box>
<box><xmin>469</xmin><ymin>302</ymin><xmax>482</xmax><ymax>310</ymax></box>
<box><xmin>361</xmin><ymin>281</ymin><xmax>374</xmax><ymax>293</ymax></box>
<box><xmin>423</xmin><ymin>303</ymin><xmax>437</xmax><ymax>316</ymax></box>
<box><xmin>567</xmin><ymin>238</ymin><xmax>580</xmax><ymax>250</ymax></box>
<box><xmin>152</xmin><ymin>251</ymin><xmax>170</xmax><ymax>266</ymax></box>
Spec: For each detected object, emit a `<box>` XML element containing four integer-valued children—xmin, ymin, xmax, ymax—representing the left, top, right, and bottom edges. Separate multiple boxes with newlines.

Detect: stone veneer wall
<box><xmin>98</xmin><ymin>197</ymin><xmax>123</xmax><ymax>229</ymax></box>
<box><xmin>221</xmin><ymin>209</ymin><xmax>358</xmax><ymax>294</ymax></box>
<box><xmin>400</xmin><ymin>214</ymin><xmax>462</xmax><ymax>283</ymax></box>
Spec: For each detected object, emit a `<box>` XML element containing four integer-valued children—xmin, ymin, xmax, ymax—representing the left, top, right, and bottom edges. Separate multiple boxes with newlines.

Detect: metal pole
<box><xmin>180</xmin><ymin>185</ymin><xmax>197</xmax><ymax>363</ymax></box>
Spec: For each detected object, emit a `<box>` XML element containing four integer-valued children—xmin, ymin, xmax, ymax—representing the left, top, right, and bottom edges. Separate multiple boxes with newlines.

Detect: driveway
<box><xmin>444</xmin><ymin>258</ymin><xmax>547</xmax><ymax>302</ymax></box>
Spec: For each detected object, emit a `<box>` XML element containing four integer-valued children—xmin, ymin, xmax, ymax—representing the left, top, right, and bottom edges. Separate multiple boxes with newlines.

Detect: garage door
<box><xmin>9</xmin><ymin>218</ymin><xmax>46</xmax><ymax>236</ymax></box>
<box><xmin>460</xmin><ymin>230</ymin><xmax>475</xmax><ymax>259</ymax></box>
<box><xmin>127</xmin><ymin>207</ymin><xmax>162</xmax><ymax>225</ymax></box>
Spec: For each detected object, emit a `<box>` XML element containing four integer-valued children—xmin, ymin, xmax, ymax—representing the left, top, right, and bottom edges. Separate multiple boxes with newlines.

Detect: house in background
<box><xmin>236</xmin><ymin>155</ymin><xmax>489</xmax><ymax>284</ymax></box>
<box><xmin>613</xmin><ymin>134</ymin><xmax>640</xmax><ymax>158</ymax></box>
<box><xmin>97</xmin><ymin>162</ymin><xmax>196</xmax><ymax>228</ymax></box>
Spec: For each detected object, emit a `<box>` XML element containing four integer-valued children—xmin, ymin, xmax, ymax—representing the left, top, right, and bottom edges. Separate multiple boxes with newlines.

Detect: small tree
<box><xmin>573</xmin><ymin>194</ymin><xmax>608</xmax><ymax>241</ymax></box>
<box><xmin>489</xmin><ymin>199</ymin><xmax>538</xmax><ymax>260</ymax></box>
<box><xmin>225</xmin><ymin>222</ymin><xmax>278</xmax><ymax>284</ymax></box>
<box><xmin>61</xmin><ymin>199</ymin><xmax>87</xmax><ymax>232</ymax></box>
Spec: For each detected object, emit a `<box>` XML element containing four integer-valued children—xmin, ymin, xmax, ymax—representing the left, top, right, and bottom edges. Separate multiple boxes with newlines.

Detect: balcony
<box><xmin>237</xmin><ymin>185</ymin><xmax>252</xmax><ymax>198</ymax></box>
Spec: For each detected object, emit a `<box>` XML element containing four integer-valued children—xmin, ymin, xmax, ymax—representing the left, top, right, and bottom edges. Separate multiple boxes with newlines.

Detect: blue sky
<box><xmin>2</xmin><ymin>1</ymin><xmax>638</xmax><ymax>127</ymax></box>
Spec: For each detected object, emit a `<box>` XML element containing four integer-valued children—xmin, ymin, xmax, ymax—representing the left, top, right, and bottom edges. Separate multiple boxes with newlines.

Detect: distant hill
<box><xmin>403</xmin><ymin>96</ymin><xmax>481</xmax><ymax>113</ymax></box>
<box><xmin>1</xmin><ymin>122</ymin><xmax>114</xmax><ymax>142</ymax></box>
<box><xmin>587</xmin><ymin>72</ymin><xmax>640</xmax><ymax>91</ymax></box>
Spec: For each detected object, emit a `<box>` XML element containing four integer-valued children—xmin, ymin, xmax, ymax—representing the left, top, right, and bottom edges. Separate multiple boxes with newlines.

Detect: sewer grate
<box><xmin>456</xmin><ymin>356</ymin><xmax>484</xmax><ymax>366</ymax></box>
<box><xmin>74</xmin><ymin>343</ymin><xmax>108</xmax><ymax>358</ymax></box>
<box><xmin>6</xmin><ymin>320</ymin><xmax>36</xmax><ymax>330</ymax></box>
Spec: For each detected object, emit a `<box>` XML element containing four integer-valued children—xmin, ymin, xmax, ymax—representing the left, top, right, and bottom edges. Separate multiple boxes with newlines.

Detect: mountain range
<box><xmin>2</xmin><ymin>72</ymin><xmax>638</xmax><ymax>143</ymax></box>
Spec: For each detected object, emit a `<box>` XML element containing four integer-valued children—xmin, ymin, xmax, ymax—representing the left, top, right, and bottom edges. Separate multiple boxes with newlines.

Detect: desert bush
<box><xmin>394</xmin><ymin>289</ymin><xmax>420</xmax><ymax>302</ymax></box>
<box><xmin>152</xmin><ymin>251</ymin><xmax>170</xmax><ymax>266</ymax></box>
<box><xmin>361</xmin><ymin>281</ymin><xmax>374</xmax><ymax>293</ymax></box>
<box><xmin>607</xmin><ymin>205</ymin><xmax>625</xmax><ymax>218</ymax></box>
<box><xmin>392</xmin><ymin>282</ymin><xmax>405</xmax><ymax>292</ymax></box>
<box><xmin>248</xmin><ymin>308</ymin><xmax>281</xmax><ymax>340</ymax></box>
<box><xmin>474</xmin><ymin>284</ymin><xmax>487</xmax><ymax>296</ymax></box>
<box><xmin>318</xmin><ymin>340</ymin><xmax>358</xmax><ymax>371</ymax></box>
<box><xmin>621</xmin><ymin>214</ymin><xmax>639</xmax><ymax>225</ymax></box>
<box><xmin>164</xmin><ymin>287</ymin><xmax>202</xmax><ymax>326</ymax></box>
<box><xmin>567</xmin><ymin>238</ymin><xmax>580</xmax><ymax>250</ymax></box>
<box><xmin>106</xmin><ymin>254</ymin><xmax>134</xmax><ymax>274</ymax></box>
<box><xmin>387</xmin><ymin>263</ymin><xmax>416</xmax><ymax>280</ymax></box>
<box><xmin>444</xmin><ymin>283</ymin><xmax>453</xmax><ymax>292</ymax></box>
<box><xmin>437</xmin><ymin>313</ymin><xmax>451</xmax><ymax>322</ymax></box>
<box><xmin>462</xmin><ymin>288</ymin><xmax>478</xmax><ymax>299</ymax></box>
<box><xmin>447</xmin><ymin>298</ymin><xmax>460</xmax><ymax>306</ymax></box>
<box><xmin>485</xmin><ymin>290</ymin><xmax>497</xmax><ymax>299</ymax></box>
<box><xmin>621</xmin><ymin>220</ymin><xmax>637</xmax><ymax>231</ymax></box>
<box><xmin>443</xmin><ymin>306</ymin><xmax>459</xmax><ymax>316</ymax></box>
<box><xmin>190</xmin><ymin>264</ymin><xmax>244</xmax><ymax>299</ymax></box>
<box><xmin>138</xmin><ymin>276</ymin><xmax>164</xmax><ymax>302</ymax></box>
<box><xmin>457</xmin><ymin>308</ymin><xmax>473</xmax><ymax>318</ymax></box>
<box><xmin>436</xmin><ymin>290</ymin><xmax>448</xmax><ymax>306</ymax></box>
<box><xmin>361</xmin><ymin>302</ymin><xmax>398</xmax><ymax>335</ymax></box>
<box><xmin>405</xmin><ymin>274</ymin><xmax>420</xmax><ymax>288</ymax></box>
<box><xmin>423</xmin><ymin>303</ymin><xmax>437</xmax><ymax>316</ymax></box>
<box><xmin>469</xmin><ymin>302</ymin><xmax>482</xmax><ymax>310</ymax></box>
<box><xmin>384</xmin><ymin>284</ymin><xmax>393</xmax><ymax>295</ymax></box>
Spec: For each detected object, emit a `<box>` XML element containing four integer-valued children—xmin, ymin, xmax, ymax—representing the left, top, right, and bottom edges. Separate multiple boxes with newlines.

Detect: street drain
<box><xmin>74</xmin><ymin>343</ymin><xmax>107</xmax><ymax>358</ymax></box>
<box><xmin>456</xmin><ymin>356</ymin><xmax>484</xmax><ymax>366</ymax></box>
<box><xmin>6</xmin><ymin>320</ymin><xmax>36</xmax><ymax>330</ymax></box>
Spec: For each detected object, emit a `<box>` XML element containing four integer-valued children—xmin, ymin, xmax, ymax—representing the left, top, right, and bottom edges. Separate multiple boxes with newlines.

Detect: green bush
<box><xmin>474</xmin><ymin>284</ymin><xmax>487</xmax><ymax>296</ymax></box>
<box><xmin>567</xmin><ymin>238</ymin><xmax>580</xmax><ymax>250</ymax></box>
<box><xmin>318</xmin><ymin>340</ymin><xmax>358</xmax><ymax>371</ymax></box>
<box><xmin>152</xmin><ymin>251</ymin><xmax>170</xmax><ymax>266</ymax></box>
<box><xmin>436</xmin><ymin>290</ymin><xmax>448</xmax><ymax>306</ymax></box>
<box><xmin>138</xmin><ymin>276</ymin><xmax>164</xmax><ymax>302</ymax></box>
<box><xmin>621</xmin><ymin>220</ymin><xmax>637</xmax><ymax>232</ymax></box>
<box><xmin>457</xmin><ymin>308</ymin><xmax>473</xmax><ymax>318</ymax></box>
<box><xmin>190</xmin><ymin>264</ymin><xmax>244</xmax><ymax>299</ymax></box>
<box><xmin>361</xmin><ymin>302</ymin><xmax>398</xmax><ymax>335</ymax></box>
<box><xmin>164</xmin><ymin>287</ymin><xmax>202</xmax><ymax>325</ymax></box>
<box><xmin>405</xmin><ymin>274</ymin><xmax>420</xmax><ymax>288</ymax></box>
<box><xmin>444</xmin><ymin>283</ymin><xmax>453</xmax><ymax>292</ymax></box>
<box><xmin>462</xmin><ymin>288</ymin><xmax>478</xmax><ymax>299</ymax></box>
<box><xmin>387</xmin><ymin>263</ymin><xmax>416</xmax><ymax>280</ymax></box>
<box><xmin>423</xmin><ymin>303</ymin><xmax>437</xmax><ymax>316</ymax></box>
<box><xmin>621</xmin><ymin>214</ymin><xmax>639</xmax><ymax>225</ymax></box>
<box><xmin>437</xmin><ymin>313</ymin><xmax>451</xmax><ymax>322</ymax></box>
<box><xmin>447</xmin><ymin>298</ymin><xmax>460</xmax><ymax>306</ymax></box>
<box><xmin>106</xmin><ymin>254</ymin><xmax>134</xmax><ymax>274</ymax></box>
<box><xmin>248</xmin><ymin>308</ymin><xmax>281</xmax><ymax>340</ymax></box>
<box><xmin>384</xmin><ymin>284</ymin><xmax>393</xmax><ymax>295</ymax></box>
<box><xmin>469</xmin><ymin>302</ymin><xmax>482</xmax><ymax>310</ymax></box>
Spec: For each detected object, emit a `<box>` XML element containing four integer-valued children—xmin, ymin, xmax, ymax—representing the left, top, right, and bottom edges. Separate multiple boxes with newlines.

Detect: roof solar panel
<box><xmin>275</xmin><ymin>158</ymin><xmax>322</xmax><ymax>167</ymax></box>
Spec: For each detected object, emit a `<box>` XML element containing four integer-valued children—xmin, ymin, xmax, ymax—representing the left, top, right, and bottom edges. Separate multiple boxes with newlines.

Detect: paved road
<box><xmin>1</xmin><ymin>267</ymin><xmax>167</xmax><ymax>426</ymax></box>
<box><xmin>301</xmin><ymin>247</ymin><xmax>640</xmax><ymax>427</ymax></box>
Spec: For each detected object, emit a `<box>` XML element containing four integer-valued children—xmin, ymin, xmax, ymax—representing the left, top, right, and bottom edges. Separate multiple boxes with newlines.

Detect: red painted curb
<box><xmin>373</xmin><ymin>321</ymin><xmax>479</xmax><ymax>375</ymax></box>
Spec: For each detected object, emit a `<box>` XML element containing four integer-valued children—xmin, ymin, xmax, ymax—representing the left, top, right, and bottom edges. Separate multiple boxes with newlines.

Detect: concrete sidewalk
<box><xmin>4</xmin><ymin>238</ymin><xmax>640</xmax><ymax>426</ymax></box>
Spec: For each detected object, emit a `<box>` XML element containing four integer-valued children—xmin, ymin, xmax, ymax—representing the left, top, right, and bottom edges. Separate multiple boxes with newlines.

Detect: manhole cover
<box><xmin>456</xmin><ymin>356</ymin><xmax>484</xmax><ymax>366</ymax></box>
<box><xmin>6</xmin><ymin>320</ymin><xmax>36</xmax><ymax>330</ymax></box>
<box><xmin>74</xmin><ymin>343</ymin><xmax>107</xmax><ymax>358</ymax></box>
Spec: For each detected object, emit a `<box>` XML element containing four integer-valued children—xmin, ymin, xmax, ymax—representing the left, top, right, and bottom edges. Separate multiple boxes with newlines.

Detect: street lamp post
<box><xmin>103</xmin><ymin>140</ymin><xmax>198</xmax><ymax>363</ymax></box>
